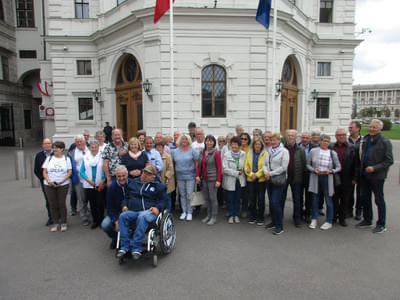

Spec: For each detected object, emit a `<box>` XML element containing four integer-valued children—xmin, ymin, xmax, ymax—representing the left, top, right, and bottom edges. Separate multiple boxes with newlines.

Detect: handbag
<box><xmin>269</xmin><ymin>155</ymin><xmax>286</xmax><ymax>186</ymax></box>
<box><xmin>330</xmin><ymin>150</ymin><xmax>341</xmax><ymax>187</ymax></box>
<box><xmin>189</xmin><ymin>184</ymin><xmax>206</xmax><ymax>207</ymax></box>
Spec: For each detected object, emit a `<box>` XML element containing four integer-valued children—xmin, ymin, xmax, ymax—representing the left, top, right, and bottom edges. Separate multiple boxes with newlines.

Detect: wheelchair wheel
<box><xmin>159</xmin><ymin>212</ymin><xmax>176</xmax><ymax>254</ymax></box>
<box><xmin>152</xmin><ymin>255</ymin><xmax>158</xmax><ymax>267</ymax></box>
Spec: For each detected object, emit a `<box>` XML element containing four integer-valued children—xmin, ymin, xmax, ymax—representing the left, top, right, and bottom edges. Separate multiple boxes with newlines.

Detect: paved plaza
<box><xmin>1</xmin><ymin>143</ymin><xmax>400</xmax><ymax>300</ymax></box>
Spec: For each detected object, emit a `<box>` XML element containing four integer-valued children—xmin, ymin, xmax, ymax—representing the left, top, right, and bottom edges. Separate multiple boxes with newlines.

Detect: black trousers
<box><xmin>248</xmin><ymin>181</ymin><xmax>266</xmax><ymax>221</ymax></box>
<box><xmin>85</xmin><ymin>188</ymin><xmax>106</xmax><ymax>225</ymax></box>
<box><xmin>302</xmin><ymin>173</ymin><xmax>312</xmax><ymax>217</ymax></box>
<box><xmin>332</xmin><ymin>184</ymin><xmax>352</xmax><ymax>221</ymax></box>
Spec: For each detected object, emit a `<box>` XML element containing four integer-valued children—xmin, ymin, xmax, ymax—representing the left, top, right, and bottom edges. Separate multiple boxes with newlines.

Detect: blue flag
<box><xmin>256</xmin><ymin>0</ymin><xmax>272</xmax><ymax>30</ymax></box>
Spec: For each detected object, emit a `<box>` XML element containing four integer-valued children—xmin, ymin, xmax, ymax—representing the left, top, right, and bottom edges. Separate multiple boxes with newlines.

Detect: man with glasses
<box><xmin>116</xmin><ymin>165</ymin><xmax>167</xmax><ymax>260</ymax></box>
<box><xmin>192</xmin><ymin>127</ymin><xmax>205</xmax><ymax>153</ymax></box>
<box><xmin>331</xmin><ymin>128</ymin><xmax>358</xmax><ymax>226</ymax></box>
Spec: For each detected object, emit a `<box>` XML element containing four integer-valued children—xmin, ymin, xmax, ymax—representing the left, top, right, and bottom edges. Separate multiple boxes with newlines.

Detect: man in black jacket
<box><xmin>331</xmin><ymin>129</ymin><xmax>358</xmax><ymax>227</ymax></box>
<box><xmin>356</xmin><ymin>119</ymin><xmax>393</xmax><ymax>233</ymax></box>
<box><xmin>34</xmin><ymin>138</ymin><xmax>53</xmax><ymax>226</ymax></box>
<box><xmin>283</xmin><ymin>129</ymin><xmax>306</xmax><ymax>227</ymax></box>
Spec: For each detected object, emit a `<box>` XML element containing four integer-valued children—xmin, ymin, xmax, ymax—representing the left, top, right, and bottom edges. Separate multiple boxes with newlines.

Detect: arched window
<box><xmin>202</xmin><ymin>64</ymin><xmax>226</xmax><ymax>117</ymax></box>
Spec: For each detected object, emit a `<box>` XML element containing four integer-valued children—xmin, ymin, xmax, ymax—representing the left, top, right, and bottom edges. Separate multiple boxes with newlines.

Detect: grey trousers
<box><xmin>202</xmin><ymin>180</ymin><xmax>219</xmax><ymax>218</ymax></box>
<box><xmin>75</xmin><ymin>182</ymin><xmax>89</xmax><ymax>222</ymax></box>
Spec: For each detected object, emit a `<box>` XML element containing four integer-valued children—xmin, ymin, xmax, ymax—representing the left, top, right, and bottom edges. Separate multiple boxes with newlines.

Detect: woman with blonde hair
<box><xmin>120</xmin><ymin>137</ymin><xmax>148</xmax><ymax>178</ymax></box>
<box><xmin>171</xmin><ymin>134</ymin><xmax>199</xmax><ymax>221</ymax></box>
<box><xmin>244</xmin><ymin>138</ymin><xmax>267</xmax><ymax>225</ymax></box>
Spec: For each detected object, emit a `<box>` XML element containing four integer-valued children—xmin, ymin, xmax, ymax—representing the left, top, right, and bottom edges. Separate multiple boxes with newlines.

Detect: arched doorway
<box><xmin>280</xmin><ymin>57</ymin><xmax>298</xmax><ymax>135</ymax></box>
<box><xmin>115</xmin><ymin>55</ymin><xmax>143</xmax><ymax>141</ymax></box>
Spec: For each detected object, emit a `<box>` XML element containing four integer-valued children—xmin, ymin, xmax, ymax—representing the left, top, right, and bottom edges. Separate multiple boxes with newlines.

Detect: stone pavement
<box><xmin>0</xmin><ymin>142</ymin><xmax>399</xmax><ymax>300</ymax></box>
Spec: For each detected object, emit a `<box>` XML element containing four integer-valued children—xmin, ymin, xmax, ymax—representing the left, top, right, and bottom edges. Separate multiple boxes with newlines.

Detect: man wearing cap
<box><xmin>116</xmin><ymin>165</ymin><xmax>168</xmax><ymax>260</ymax></box>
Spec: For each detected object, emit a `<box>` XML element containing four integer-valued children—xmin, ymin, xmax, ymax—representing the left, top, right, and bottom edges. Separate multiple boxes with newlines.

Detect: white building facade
<box><xmin>41</xmin><ymin>0</ymin><xmax>360</xmax><ymax>143</ymax></box>
<box><xmin>353</xmin><ymin>83</ymin><xmax>400</xmax><ymax>120</ymax></box>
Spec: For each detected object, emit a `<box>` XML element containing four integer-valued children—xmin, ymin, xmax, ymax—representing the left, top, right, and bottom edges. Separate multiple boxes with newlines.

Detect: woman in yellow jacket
<box><xmin>244</xmin><ymin>138</ymin><xmax>267</xmax><ymax>225</ymax></box>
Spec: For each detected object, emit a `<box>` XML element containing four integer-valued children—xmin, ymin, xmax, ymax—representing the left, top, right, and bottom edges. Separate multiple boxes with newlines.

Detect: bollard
<box><xmin>15</xmin><ymin>150</ymin><xmax>26</xmax><ymax>180</ymax></box>
<box><xmin>31</xmin><ymin>155</ymin><xmax>40</xmax><ymax>188</ymax></box>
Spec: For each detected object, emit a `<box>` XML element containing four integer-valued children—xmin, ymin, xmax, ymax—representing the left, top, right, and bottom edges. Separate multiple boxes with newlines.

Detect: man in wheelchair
<box><xmin>116</xmin><ymin>165</ymin><xmax>168</xmax><ymax>260</ymax></box>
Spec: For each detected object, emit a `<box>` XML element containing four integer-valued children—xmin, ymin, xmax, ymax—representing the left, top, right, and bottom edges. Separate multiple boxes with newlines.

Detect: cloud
<box><xmin>354</xmin><ymin>0</ymin><xmax>400</xmax><ymax>84</ymax></box>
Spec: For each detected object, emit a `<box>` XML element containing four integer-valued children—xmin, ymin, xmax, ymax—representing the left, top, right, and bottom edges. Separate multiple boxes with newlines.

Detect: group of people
<box><xmin>34</xmin><ymin>118</ymin><xmax>393</xmax><ymax>253</ymax></box>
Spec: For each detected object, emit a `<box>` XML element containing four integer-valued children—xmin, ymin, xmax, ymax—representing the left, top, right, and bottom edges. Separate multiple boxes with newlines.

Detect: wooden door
<box><xmin>280</xmin><ymin>57</ymin><xmax>298</xmax><ymax>135</ymax></box>
<box><xmin>115</xmin><ymin>55</ymin><xmax>143</xmax><ymax>141</ymax></box>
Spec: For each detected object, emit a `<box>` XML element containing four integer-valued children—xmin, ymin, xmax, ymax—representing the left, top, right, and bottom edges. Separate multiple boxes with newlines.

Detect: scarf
<box><xmin>82</xmin><ymin>152</ymin><xmax>104</xmax><ymax>188</ymax></box>
<box><xmin>270</xmin><ymin>143</ymin><xmax>284</xmax><ymax>158</ymax></box>
<box><xmin>129</xmin><ymin>150</ymin><xmax>142</xmax><ymax>160</ymax></box>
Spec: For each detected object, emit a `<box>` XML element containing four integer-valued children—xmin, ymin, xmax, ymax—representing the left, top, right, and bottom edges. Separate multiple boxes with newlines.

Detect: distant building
<box><xmin>0</xmin><ymin>0</ymin><xmax>44</xmax><ymax>146</ymax></box>
<box><xmin>353</xmin><ymin>83</ymin><xmax>400</xmax><ymax>119</ymax></box>
<box><xmin>40</xmin><ymin>0</ymin><xmax>360</xmax><ymax>144</ymax></box>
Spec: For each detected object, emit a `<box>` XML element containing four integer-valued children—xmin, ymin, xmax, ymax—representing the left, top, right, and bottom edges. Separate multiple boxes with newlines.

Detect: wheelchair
<box><xmin>116</xmin><ymin>209</ymin><xmax>176</xmax><ymax>267</ymax></box>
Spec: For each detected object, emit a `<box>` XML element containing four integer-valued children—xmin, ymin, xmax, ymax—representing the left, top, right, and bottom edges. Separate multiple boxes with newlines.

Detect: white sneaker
<box><xmin>228</xmin><ymin>216</ymin><xmax>234</xmax><ymax>224</ymax></box>
<box><xmin>179</xmin><ymin>212</ymin><xmax>186</xmax><ymax>220</ymax></box>
<box><xmin>320</xmin><ymin>222</ymin><xmax>332</xmax><ymax>230</ymax></box>
<box><xmin>309</xmin><ymin>219</ymin><xmax>317</xmax><ymax>229</ymax></box>
<box><xmin>234</xmin><ymin>216</ymin><xmax>240</xmax><ymax>224</ymax></box>
<box><xmin>186</xmin><ymin>213</ymin><xmax>192</xmax><ymax>221</ymax></box>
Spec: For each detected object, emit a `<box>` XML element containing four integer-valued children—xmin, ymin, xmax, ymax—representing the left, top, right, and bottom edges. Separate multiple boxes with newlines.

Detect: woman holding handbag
<box><xmin>196</xmin><ymin>135</ymin><xmax>222</xmax><ymax>225</ymax></box>
<box><xmin>222</xmin><ymin>136</ymin><xmax>246</xmax><ymax>224</ymax></box>
<box><xmin>306</xmin><ymin>134</ymin><xmax>341</xmax><ymax>230</ymax></box>
<box><xmin>262</xmin><ymin>133</ymin><xmax>289</xmax><ymax>235</ymax></box>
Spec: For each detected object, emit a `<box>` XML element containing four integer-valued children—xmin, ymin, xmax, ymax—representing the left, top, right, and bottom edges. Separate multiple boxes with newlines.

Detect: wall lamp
<box><xmin>93</xmin><ymin>89</ymin><xmax>102</xmax><ymax>103</ymax></box>
<box><xmin>275</xmin><ymin>80</ymin><xmax>283</xmax><ymax>97</ymax></box>
<box><xmin>142</xmin><ymin>79</ymin><xmax>152</xmax><ymax>96</ymax></box>
<box><xmin>311</xmin><ymin>89</ymin><xmax>319</xmax><ymax>101</ymax></box>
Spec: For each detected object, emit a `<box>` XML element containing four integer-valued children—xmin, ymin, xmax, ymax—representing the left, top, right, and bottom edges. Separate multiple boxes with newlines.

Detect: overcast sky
<box><xmin>353</xmin><ymin>0</ymin><xmax>400</xmax><ymax>85</ymax></box>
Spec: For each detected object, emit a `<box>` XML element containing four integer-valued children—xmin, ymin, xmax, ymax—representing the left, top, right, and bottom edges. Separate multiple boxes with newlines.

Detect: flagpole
<box><xmin>271</xmin><ymin>0</ymin><xmax>278</xmax><ymax>132</ymax></box>
<box><xmin>170</xmin><ymin>0</ymin><xmax>174</xmax><ymax>136</ymax></box>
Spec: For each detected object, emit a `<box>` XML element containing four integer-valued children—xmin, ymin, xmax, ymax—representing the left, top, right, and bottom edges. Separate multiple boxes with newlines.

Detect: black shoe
<box><xmin>131</xmin><ymin>251</ymin><xmax>142</xmax><ymax>260</ymax></box>
<box><xmin>116</xmin><ymin>250</ymin><xmax>127</xmax><ymax>259</ymax></box>
<box><xmin>372</xmin><ymin>225</ymin><xmax>387</xmax><ymax>234</ymax></box>
<box><xmin>304</xmin><ymin>215</ymin><xmax>311</xmax><ymax>224</ymax></box>
<box><xmin>248</xmin><ymin>219</ymin><xmax>256</xmax><ymax>225</ymax></box>
<box><xmin>272</xmin><ymin>227</ymin><xmax>284</xmax><ymax>235</ymax></box>
<box><xmin>294</xmin><ymin>219</ymin><xmax>302</xmax><ymax>228</ymax></box>
<box><xmin>318</xmin><ymin>209</ymin><xmax>325</xmax><ymax>216</ymax></box>
<box><xmin>90</xmin><ymin>223</ymin><xmax>99</xmax><ymax>230</ymax></box>
<box><xmin>109</xmin><ymin>239</ymin><xmax>117</xmax><ymax>249</ymax></box>
<box><xmin>265</xmin><ymin>222</ymin><xmax>275</xmax><ymax>230</ymax></box>
<box><xmin>339</xmin><ymin>219</ymin><xmax>348</xmax><ymax>227</ymax></box>
<box><xmin>356</xmin><ymin>220</ymin><xmax>372</xmax><ymax>228</ymax></box>
<box><xmin>45</xmin><ymin>219</ymin><xmax>54</xmax><ymax>226</ymax></box>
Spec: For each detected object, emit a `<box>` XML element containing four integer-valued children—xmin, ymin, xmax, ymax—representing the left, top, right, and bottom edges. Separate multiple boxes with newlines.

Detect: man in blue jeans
<box><xmin>116</xmin><ymin>165</ymin><xmax>167</xmax><ymax>260</ymax></box>
<box><xmin>101</xmin><ymin>165</ymin><xmax>131</xmax><ymax>249</ymax></box>
<box><xmin>356</xmin><ymin>119</ymin><xmax>393</xmax><ymax>234</ymax></box>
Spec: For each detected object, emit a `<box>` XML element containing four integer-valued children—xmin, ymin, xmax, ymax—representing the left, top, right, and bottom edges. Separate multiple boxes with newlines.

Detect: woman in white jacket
<box><xmin>222</xmin><ymin>136</ymin><xmax>246</xmax><ymax>224</ymax></box>
<box><xmin>262</xmin><ymin>133</ymin><xmax>289</xmax><ymax>235</ymax></box>
<box><xmin>80</xmin><ymin>141</ymin><xmax>106</xmax><ymax>229</ymax></box>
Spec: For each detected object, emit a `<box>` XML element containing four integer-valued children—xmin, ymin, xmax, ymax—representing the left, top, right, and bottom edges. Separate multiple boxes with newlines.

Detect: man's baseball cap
<box><xmin>143</xmin><ymin>165</ymin><xmax>156</xmax><ymax>175</ymax></box>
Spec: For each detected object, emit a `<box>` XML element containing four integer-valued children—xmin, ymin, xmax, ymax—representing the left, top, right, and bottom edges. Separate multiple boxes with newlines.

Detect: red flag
<box><xmin>154</xmin><ymin>0</ymin><xmax>175</xmax><ymax>23</ymax></box>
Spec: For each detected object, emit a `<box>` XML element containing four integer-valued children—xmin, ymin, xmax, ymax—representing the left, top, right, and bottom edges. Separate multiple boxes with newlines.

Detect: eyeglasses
<box><xmin>240</xmin><ymin>138</ymin><xmax>248</xmax><ymax>140</ymax></box>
